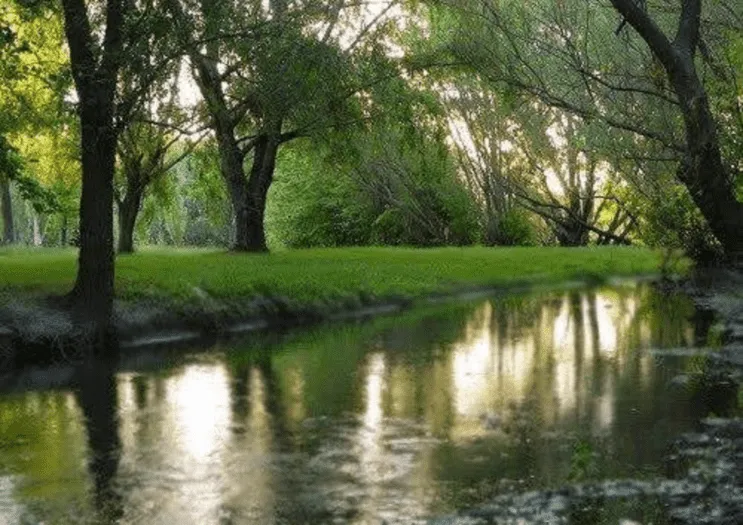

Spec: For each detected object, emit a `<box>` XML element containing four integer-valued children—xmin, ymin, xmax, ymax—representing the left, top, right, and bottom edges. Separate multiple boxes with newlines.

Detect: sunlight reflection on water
<box><xmin>0</xmin><ymin>283</ymin><xmax>720</xmax><ymax>524</ymax></box>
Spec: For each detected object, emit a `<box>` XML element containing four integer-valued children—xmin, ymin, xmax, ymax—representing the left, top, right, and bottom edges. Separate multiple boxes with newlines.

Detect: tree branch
<box><xmin>60</xmin><ymin>0</ymin><xmax>97</xmax><ymax>92</ymax></box>
<box><xmin>675</xmin><ymin>0</ymin><xmax>701</xmax><ymax>53</ymax></box>
<box><xmin>609</xmin><ymin>0</ymin><xmax>676</xmax><ymax>67</ymax></box>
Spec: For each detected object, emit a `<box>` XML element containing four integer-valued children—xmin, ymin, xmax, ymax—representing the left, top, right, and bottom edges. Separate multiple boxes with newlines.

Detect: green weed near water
<box><xmin>0</xmin><ymin>246</ymin><xmax>685</xmax><ymax>307</ymax></box>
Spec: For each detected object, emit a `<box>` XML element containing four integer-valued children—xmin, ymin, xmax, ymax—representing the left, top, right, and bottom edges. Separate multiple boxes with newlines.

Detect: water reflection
<box><xmin>74</xmin><ymin>362</ymin><xmax>123</xmax><ymax>523</ymax></box>
<box><xmin>0</xmin><ymin>283</ymin><xmax>732</xmax><ymax>524</ymax></box>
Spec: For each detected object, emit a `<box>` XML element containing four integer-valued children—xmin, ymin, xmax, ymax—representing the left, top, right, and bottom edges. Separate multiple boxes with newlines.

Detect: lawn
<box><xmin>0</xmin><ymin>246</ymin><xmax>683</xmax><ymax>306</ymax></box>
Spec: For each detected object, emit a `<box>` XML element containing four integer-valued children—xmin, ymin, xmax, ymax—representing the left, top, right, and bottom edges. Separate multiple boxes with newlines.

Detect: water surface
<box><xmin>0</xmin><ymin>283</ymin><xmax>726</xmax><ymax>524</ymax></box>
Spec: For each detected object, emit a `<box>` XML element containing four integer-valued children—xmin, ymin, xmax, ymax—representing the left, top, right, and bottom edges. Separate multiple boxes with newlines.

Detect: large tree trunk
<box><xmin>215</xmin><ymin>131</ymin><xmax>280</xmax><ymax>253</ymax></box>
<box><xmin>0</xmin><ymin>176</ymin><xmax>13</xmax><ymax>244</ymax></box>
<box><xmin>671</xmin><ymin>61</ymin><xmax>743</xmax><ymax>256</ymax></box>
<box><xmin>214</xmin><ymin>129</ymin><xmax>251</xmax><ymax>251</ymax></box>
<box><xmin>71</xmin><ymin>110</ymin><xmax>117</xmax><ymax>334</ymax></box>
<box><xmin>61</xmin><ymin>0</ymin><xmax>124</xmax><ymax>350</ymax></box>
<box><xmin>117</xmin><ymin>190</ymin><xmax>143</xmax><ymax>254</ymax></box>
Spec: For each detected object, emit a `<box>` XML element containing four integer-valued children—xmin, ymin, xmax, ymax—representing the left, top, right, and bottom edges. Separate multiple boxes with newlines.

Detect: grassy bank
<box><xmin>0</xmin><ymin>246</ymin><xmax>682</xmax><ymax>304</ymax></box>
<box><xmin>0</xmin><ymin>246</ymin><xmax>687</xmax><ymax>361</ymax></box>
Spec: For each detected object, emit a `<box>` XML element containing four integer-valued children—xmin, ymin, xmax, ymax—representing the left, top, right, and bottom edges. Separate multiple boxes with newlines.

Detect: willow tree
<box><xmin>443</xmin><ymin>85</ymin><xmax>524</xmax><ymax>245</ymax></box>
<box><xmin>433</xmin><ymin>0</ymin><xmax>743</xmax><ymax>258</ymax></box>
<box><xmin>608</xmin><ymin>0</ymin><xmax>743</xmax><ymax>257</ymax></box>
<box><xmin>166</xmin><ymin>0</ymin><xmax>405</xmax><ymax>251</ymax></box>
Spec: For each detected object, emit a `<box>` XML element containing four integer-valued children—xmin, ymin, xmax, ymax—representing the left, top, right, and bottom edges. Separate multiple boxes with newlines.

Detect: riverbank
<box><xmin>0</xmin><ymin>246</ymin><xmax>678</xmax><ymax>368</ymax></box>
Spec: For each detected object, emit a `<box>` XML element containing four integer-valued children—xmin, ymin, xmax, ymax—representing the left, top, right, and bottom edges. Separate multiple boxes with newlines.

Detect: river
<box><xmin>0</xmin><ymin>282</ymin><xmax>731</xmax><ymax>524</ymax></box>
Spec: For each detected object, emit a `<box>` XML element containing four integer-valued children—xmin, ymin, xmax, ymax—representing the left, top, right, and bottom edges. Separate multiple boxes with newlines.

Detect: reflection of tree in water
<box><xmin>622</xmin><ymin>285</ymin><xmax>697</xmax><ymax>349</ymax></box>
<box><xmin>225</xmin><ymin>345</ymin><xmax>291</xmax><ymax>447</ymax></box>
<box><xmin>74</xmin><ymin>360</ymin><xmax>123</xmax><ymax>524</ymax></box>
<box><xmin>423</xmin><ymin>284</ymin><xmax>715</xmax><ymax>508</ymax></box>
<box><xmin>0</xmin><ymin>284</ymin><xmax>718</xmax><ymax>525</ymax></box>
<box><xmin>222</xmin><ymin>346</ymin><xmax>300</xmax><ymax>523</ymax></box>
<box><xmin>132</xmin><ymin>374</ymin><xmax>148</xmax><ymax>410</ymax></box>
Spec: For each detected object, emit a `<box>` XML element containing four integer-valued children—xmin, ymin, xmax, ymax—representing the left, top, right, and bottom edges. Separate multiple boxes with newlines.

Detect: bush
<box><xmin>485</xmin><ymin>207</ymin><xmax>537</xmax><ymax>246</ymax></box>
<box><xmin>639</xmin><ymin>185</ymin><xmax>723</xmax><ymax>264</ymax></box>
<box><xmin>266</xmin><ymin>130</ymin><xmax>482</xmax><ymax>248</ymax></box>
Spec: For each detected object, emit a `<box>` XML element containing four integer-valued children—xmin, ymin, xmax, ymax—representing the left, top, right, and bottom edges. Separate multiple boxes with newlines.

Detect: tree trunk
<box><xmin>61</xmin><ymin>215</ymin><xmax>68</xmax><ymax>246</ymax></box>
<box><xmin>61</xmin><ymin>0</ymin><xmax>124</xmax><ymax>351</ymax></box>
<box><xmin>0</xmin><ymin>177</ymin><xmax>13</xmax><ymax>244</ymax></box>
<box><xmin>671</xmin><ymin>58</ymin><xmax>743</xmax><ymax>257</ymax></box>
<box><xmin>117</xmin><ymin>190</ymin><xmax>143</xmax><ymax>254</ymax></box>
<box><xmin>214</xmin><ymin>130</ymin><xmax>251</xmax><ymax>251</ymax></box>
<box><xmin>241</xmin><ymin>135</ymin><xmax>280</xmax><ymax>252</ymax></box>
<box><xmin>69</xmin><ymin>106</ymin><xmax>117</xmax><ymax>345</ymax></box>
<box><xmin>32</xmin><ymin>213</ymin><xmax>43</xmax><ymax>246</ymax></box>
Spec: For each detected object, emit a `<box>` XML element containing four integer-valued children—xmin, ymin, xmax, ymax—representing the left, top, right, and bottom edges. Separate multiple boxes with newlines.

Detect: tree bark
<box><xmin>239</xmin><ymin>134</ymin><xmax>279</xmax><ymax>252</ymax></box>
<box><xmin>671</xmin><ymin>61</ymin><xmax>743</xmax><ymax>256</ymax></box>
<box><xmin>1</xmin><ymin>176</ymin><xmax>14</xmax><ymax>244</ymax></box>
<box><xmin>609</xmin><ymin>0</ymin><xmax>743</xmax><ymax>259</ymax></box>
<box><xmin>117</xmin><ymin>190</ymin><xmax>143</xmax><ymax>254</ymax></box>
<box><xmin>32</xmin><ymin>212</ymin><xmax>42</xmax><ymax>246</ymax></box>
<box><xmin>213</xmin><ymin>127</ymin><xmax>251</xmax><ymax>251</ymax></box>
<box><xmin>61</xmin><ymin>0</ymin><xmax>125</xmax><ymax>349</ymax></box>
<box><xmin>72</xmin><ymin>109</ymin><xmax>117</xmax><ymax>326</ymax></box>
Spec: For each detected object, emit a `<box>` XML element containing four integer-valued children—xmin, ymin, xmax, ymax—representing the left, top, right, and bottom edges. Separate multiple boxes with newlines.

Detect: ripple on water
<box><xmin>0</xmin><ymin>283</ymin><xmax>733</xmax><ymax>524</ymax></box>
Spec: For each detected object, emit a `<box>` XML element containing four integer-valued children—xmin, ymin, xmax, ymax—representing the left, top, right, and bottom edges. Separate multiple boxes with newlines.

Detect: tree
<box><xmin>440</xmin><ymin>75</ymin><xmax>633</xmax><ymax>246</ymax></box>
<box><xmin>443</xmin><ymin>85</ymin><xmax>526</xmax><ymax>245</ymax></box>
<box><xmin>267</xmin><ymin>120</ymin><xmax>481</xmax><ymax>248</ymax></box>
<box><xmin>115</xmin><ymin>112</ymin><xmax>197</xmax><ymax>253</ymax></box>
<box><xmin>434</xmin><ymin>0</ymin><xmax>743</xmax><ymax>258</ymax></box>
<box><xmin>60</xmin><ymin>0</ymin><xmax>127</xmax><ymax>342</ymax></box>
<box><xmin>166</xmin><ymin>0</ymin><xmax>405</xmax><ymax>251</ymax></box>
<box><xmin>0</xmin><ymin>138</ymin><xmax>19</xmax><ymax>244</ymax></box>
<box><xmin>511</xmin><ymin>111</ymin><xmax>636</xmax><ymax>246</ymax></box>
<box><xmin>0</xmin><ymin>177</ymin><xmax>12</xmax><ymax>244</ymax></box>
<box><xmin>1</xmin><ymin>1</ymin><xmax>76</xmax><ymax>246</ymax></box>
<box><xmin>111</xmin><ymin>3</ymin><xmax>193</xmax><ymax>253</ymax></box>
<box><xmin>0</xmin><ymin>5</ymin><xmax>21</xmax><ymax>244</ymax></box>
<box><xmin>608</xmin><ymin>0</ymin><xmax>743</xmax><ymax>259</ymax></box>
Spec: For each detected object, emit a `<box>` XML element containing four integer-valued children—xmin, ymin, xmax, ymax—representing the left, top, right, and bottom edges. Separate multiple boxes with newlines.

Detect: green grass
<box><xmin>0</xmin><ymin>246</ymin><xmax>685</xmax><ymax>307</ymax></box>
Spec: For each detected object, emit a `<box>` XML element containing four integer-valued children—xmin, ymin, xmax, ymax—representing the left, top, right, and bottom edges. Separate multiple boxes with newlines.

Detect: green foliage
<box><xmin>180</xmin><ymin>143</ymin><xmax>232</xmax><ymax>246</ymax></box>
<box><xmin>267</xmin><ymin>125</ymin><xmax>481</xmax><ymax>248</ymax></box>
<box><xmin>0</xmin><ymin>135</ymin><xmax>22</xmax><ymax>180</ymax></box>
<box><xmin>11</xmin><ymin>172</ymin><xmax>59</xmax><ymax>215</ymax></box>
<box><xmin>636</xmin><ymin>184</ymin><xmax>723</xmax><ymax>264</ymax></box>
<box><xmin>132</xmin><ymin>141</ymin><xmax>232</xmax><ymax>248</ymax></box>
<box><xmin>568</xmin><ymin>440</ymin><xmax>599</xmax><ymax>482</ymax></box>
<box><xmin>495</xmin><ymin>208</ymin><xmax>538</xmax><ymax>246</ymax></box>
<box><xmin>266</xmin><ymin>143</ymin><xmax>372</xmax><ymax>249</ymax></box>
<box><xmin>0</xmin><ymin>2</ymin><xmax>76</xmax><ymax>245</ymax></box>
<box><xmin>0</xmin><ymin>135</ymin><xmax>60</xmax><ymax>215</ymax></box>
